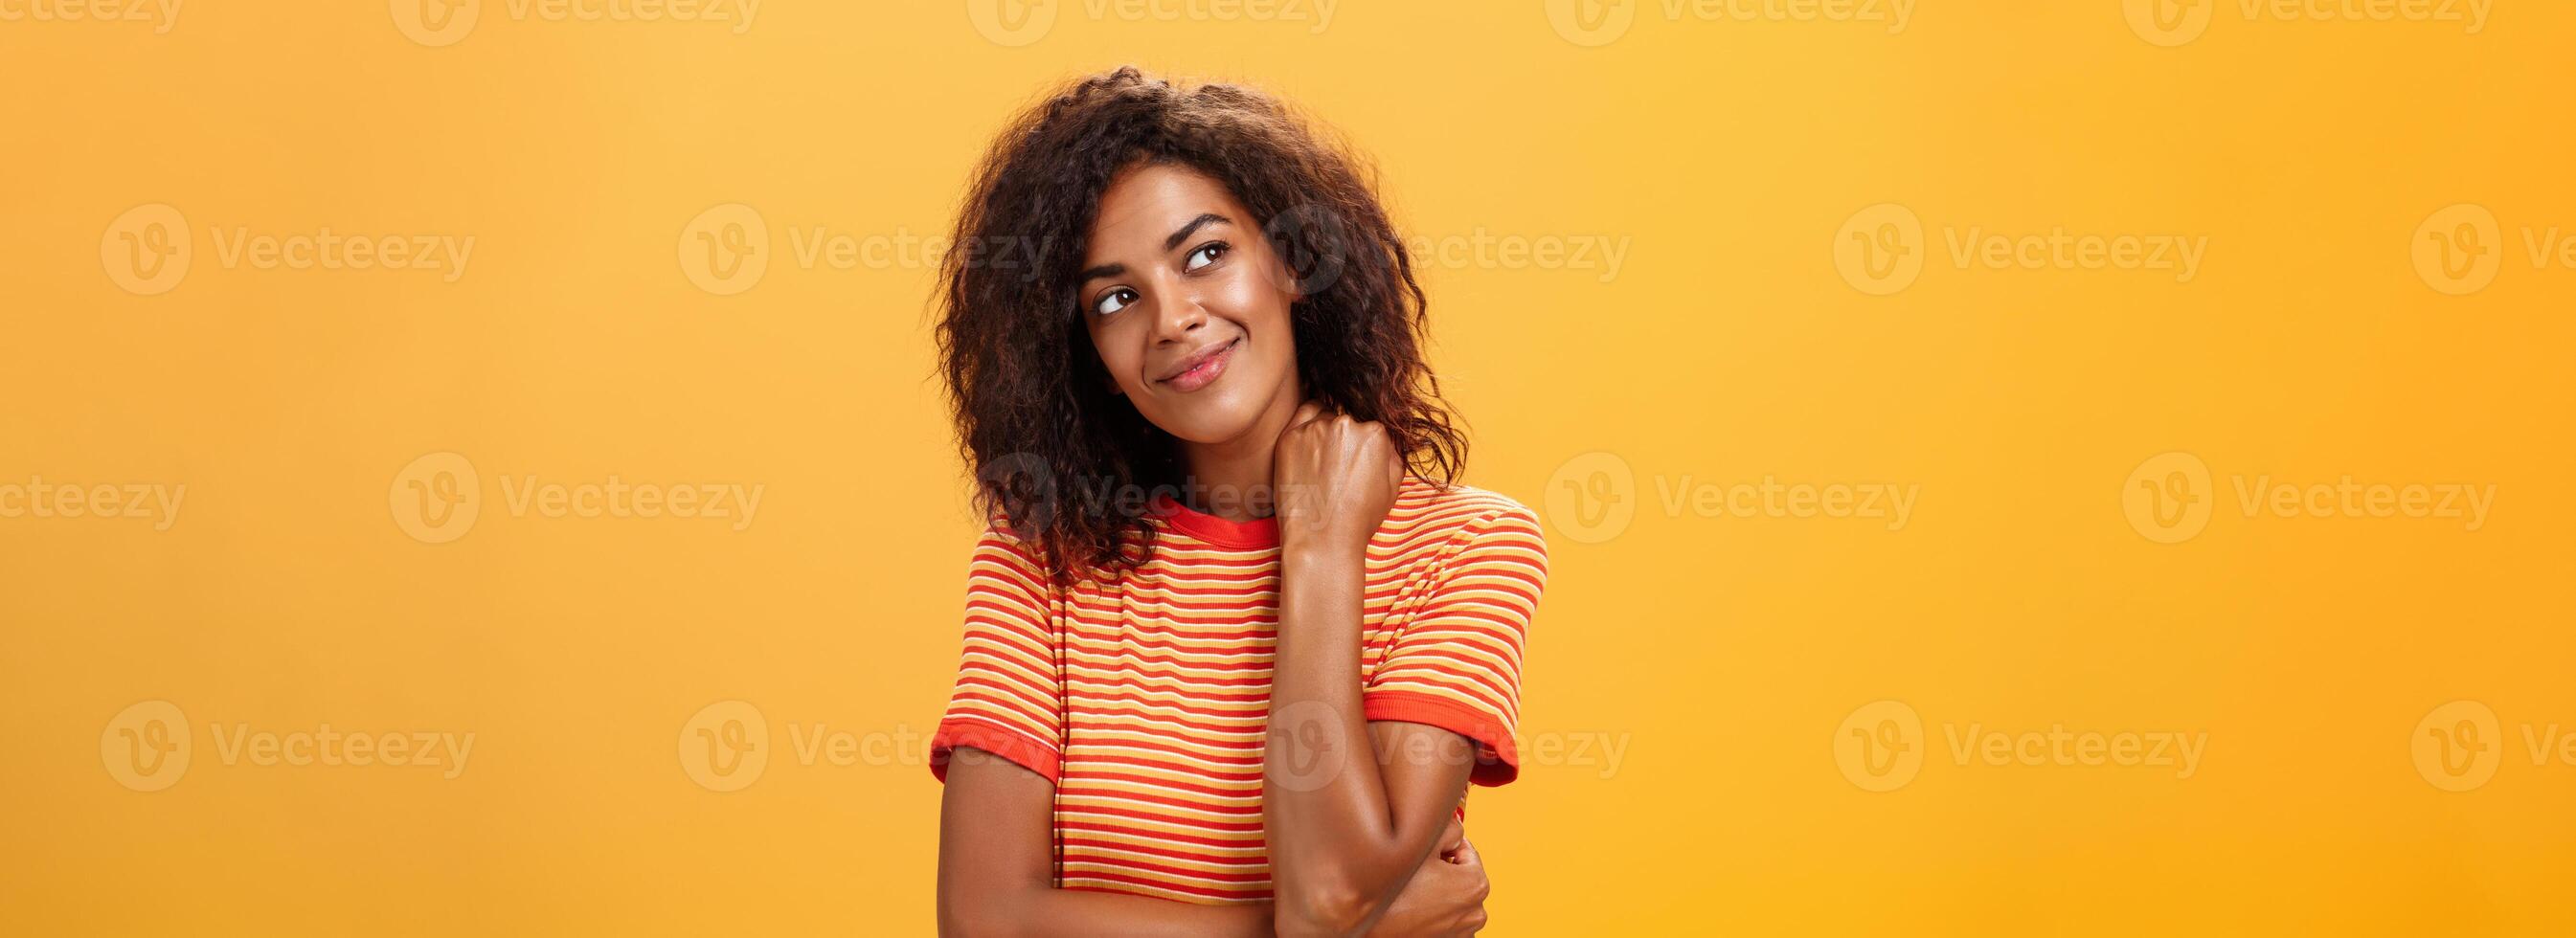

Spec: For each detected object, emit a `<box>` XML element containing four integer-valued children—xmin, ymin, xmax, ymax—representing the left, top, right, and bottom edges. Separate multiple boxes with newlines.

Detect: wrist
<box><xmin>1278</xmin><ymin>536</ymin><xmax>1365</xmax><ymax>570</ymax></box>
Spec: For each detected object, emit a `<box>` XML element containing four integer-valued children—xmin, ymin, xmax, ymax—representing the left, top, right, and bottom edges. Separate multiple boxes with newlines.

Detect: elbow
<box><xmin>1273</xmin><ymin>876</ymin><xmax>1387</xmax><ymax>938</ymax></box>
<box><xmin>937</xmin><ymin>905</ymin><xmax>1008</xmax><ymax>938</ymax></box>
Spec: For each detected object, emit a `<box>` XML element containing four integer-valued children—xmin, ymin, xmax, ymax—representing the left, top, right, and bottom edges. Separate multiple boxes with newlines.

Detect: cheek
<box><xmin>1086</xmin><ymin>320</ymin><xmax>1143</xmax><ymax>391</ymax></box>
<box><xmin>1208</xmin><ymin>262</ymin><xmax>1294</xmax><ymax>330</ymax></box>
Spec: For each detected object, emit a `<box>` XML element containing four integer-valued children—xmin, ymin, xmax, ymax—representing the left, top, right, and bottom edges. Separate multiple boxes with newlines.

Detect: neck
<box><xmin>1175</xmin><ymin>378</ymin><xmax>1304</xmax><ymax>523</ymax></box>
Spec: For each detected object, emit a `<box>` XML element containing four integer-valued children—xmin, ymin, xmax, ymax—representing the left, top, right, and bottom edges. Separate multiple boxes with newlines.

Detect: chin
<box><xmin>1141</xmin><ymin>388</ymin><xmax>1272</xmax><ymax>444</ymax></box>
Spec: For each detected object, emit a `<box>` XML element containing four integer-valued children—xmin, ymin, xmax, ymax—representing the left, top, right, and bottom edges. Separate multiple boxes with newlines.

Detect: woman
<box><xmin>928</xmin><ymin>67</ymin><xmax>1548</xmax><ymax>937</ymax></box>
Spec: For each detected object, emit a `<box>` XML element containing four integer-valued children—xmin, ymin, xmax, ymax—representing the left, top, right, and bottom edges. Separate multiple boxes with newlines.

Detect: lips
<box><xmin>1158</xmin><ymin>336</ymin><xmax>1240</xmax><ymax>392</ymax></box>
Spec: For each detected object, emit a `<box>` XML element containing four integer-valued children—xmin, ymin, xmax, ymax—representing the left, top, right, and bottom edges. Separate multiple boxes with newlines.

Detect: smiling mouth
<box><xmin>1159</xmin><ymin>336</ymin><xmax>1241</xmax><ymax>392</ymax></box>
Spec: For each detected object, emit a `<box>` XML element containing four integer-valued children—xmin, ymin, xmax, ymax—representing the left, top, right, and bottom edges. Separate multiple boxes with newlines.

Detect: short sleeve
<box><xmin>928</xmin><ymin>524</ymin><xmax>1066</xmax><ymax>784</ymax></box>
<box><xmin>1363</xmin><ymin>502</ymin><xmax>1548</xmax><ymax>787</ymax></box>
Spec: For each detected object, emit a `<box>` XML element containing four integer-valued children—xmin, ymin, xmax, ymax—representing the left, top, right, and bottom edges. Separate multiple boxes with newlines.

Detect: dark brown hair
<box><xmin>935</xmin><ymin>66</ymin><xmax>1465</xmax><ymax>584</ymax></box>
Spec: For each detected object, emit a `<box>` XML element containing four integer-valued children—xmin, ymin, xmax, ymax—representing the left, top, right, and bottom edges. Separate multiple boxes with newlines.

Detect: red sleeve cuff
<box><xmin>1363</xmin><ymin>691</ymin><xmax>1520</xmax><ymax>787</ymax></box>
<box><xmin>929</xmin><ymin>718</ymin><xmax>1061</xmax><ymax>784</ymax></box>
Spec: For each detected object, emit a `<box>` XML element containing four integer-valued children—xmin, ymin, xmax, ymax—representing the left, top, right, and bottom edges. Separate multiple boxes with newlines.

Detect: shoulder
<box><xmin>1385</xmin><ymin>478</ymin><xmax>1548</xmax><ymax>561</ymax></box>
<box><xmin>966</xmin><ymin>515</ymin><xmax>1057</xmax><ymax>590</ymax></box>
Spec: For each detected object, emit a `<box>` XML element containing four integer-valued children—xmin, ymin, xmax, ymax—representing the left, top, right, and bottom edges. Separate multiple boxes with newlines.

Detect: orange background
<box><xmin>4</xmin><ymin>1</ymin><xmax>2572</xmax><ymax>934</ymax></box>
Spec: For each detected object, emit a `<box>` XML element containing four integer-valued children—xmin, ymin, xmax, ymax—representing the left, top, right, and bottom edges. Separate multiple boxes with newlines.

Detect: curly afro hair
<box><xmin>935</xmin><ymin>66</ymin><xmax>1466</xmax><ymax>585</ymax></box>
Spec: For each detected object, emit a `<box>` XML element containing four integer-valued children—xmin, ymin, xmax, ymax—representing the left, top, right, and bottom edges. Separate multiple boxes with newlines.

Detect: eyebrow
<box><xmin>1076</xmin><ymin>212</ymin><xmax>1233</xmax><ymax>283</ymax></box>
<box><xmin>1163</xmin><ymin>212</ymin><xmax>1231</xmax><ymax>252</ymax></box>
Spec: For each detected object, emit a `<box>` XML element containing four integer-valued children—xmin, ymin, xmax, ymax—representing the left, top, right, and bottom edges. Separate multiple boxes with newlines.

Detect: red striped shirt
<box><xmin>928</xmin><ymin>477</ymin><xmax>1548</xmax><ymax>904</ymax></box>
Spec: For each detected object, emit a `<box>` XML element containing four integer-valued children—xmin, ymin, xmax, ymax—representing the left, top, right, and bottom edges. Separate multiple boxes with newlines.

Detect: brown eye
<box><xmin>1184</xmin><ymin>241</ymin><xmax>1228</xmax><ymax>272</ymax></box>
<box><xmin>1092</xmin><ymin>287</ymin><xmax>1138</xmax><ymax>316</ymax></box>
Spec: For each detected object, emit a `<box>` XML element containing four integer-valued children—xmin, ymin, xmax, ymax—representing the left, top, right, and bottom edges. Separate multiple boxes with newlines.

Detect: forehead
<box><xmin>1084</xmin><ymin>163</ymin><xmax>1245</xmax><ymax>259</ymax></box>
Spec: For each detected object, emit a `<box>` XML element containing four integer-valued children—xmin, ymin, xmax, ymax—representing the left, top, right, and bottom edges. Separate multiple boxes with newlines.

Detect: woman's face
<box><xmin>1077</xmin><ymin>162</ymin><xmax>1299</xmax><ymax>445</ymax></box>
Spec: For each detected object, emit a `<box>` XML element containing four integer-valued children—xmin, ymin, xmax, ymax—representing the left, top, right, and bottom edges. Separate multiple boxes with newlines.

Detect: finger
<box><xmin>1453</xmin><ymin>838</ymin><xmax>1481</xmax><ymax>870</ymax></box>
<box><xmin>1289</xmin><ymin>399</ymin><xmax>1326</xmax><ymax>430</ymax></box>
<box><xmin>1438</xmin><ymin>815</ymin><xmax>1466</xmax><ymax>858</ymax></box>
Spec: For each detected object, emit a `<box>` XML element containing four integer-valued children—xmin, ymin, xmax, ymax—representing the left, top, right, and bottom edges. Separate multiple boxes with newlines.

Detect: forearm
<box><xmin>943</xmin><ymin>888</ymin><xmax>1273</xmax><ymax>938</ymax></box>
<box><xmin>939</xmin><ymin>753</ymin><xmax>1276</xmax><ymax>938</ymax></box>
<box><xmin>1264</xmin><ymin>544</ymin><xmax>1418</xmax><ymax>935</ymax></box>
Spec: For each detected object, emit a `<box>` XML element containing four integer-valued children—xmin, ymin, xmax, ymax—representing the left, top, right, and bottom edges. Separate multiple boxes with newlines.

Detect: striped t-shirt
<box><xmin>927</xmin><ymin>476</ymin><xmax>1548</xmax><ymax>904</ymax></box>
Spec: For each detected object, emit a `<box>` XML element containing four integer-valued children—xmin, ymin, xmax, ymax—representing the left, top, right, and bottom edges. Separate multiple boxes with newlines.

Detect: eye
<box><xmin>1091</xmin><ymin>287</ymin><xmax>1138</xmax><ymax>317</ymax></box>
<box><xmin>1184</xmin><ymin>241</ymin><xmax>1229</xmax><ymax>272</ymax></box>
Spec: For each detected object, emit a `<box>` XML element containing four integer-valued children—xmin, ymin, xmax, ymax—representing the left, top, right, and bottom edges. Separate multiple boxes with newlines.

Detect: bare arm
<box><xmin>937</xmin><ymin>746</ymin><xmax>1277</xmax><ymax>937</ymax></box>
<box><xmin>1265</xmin><ymin>405</ymin><xmax>1484</xmax><ymax>936</ymax></box>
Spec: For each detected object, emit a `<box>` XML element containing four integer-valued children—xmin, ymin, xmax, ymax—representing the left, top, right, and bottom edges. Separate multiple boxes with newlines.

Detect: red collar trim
<box><xmin>1147</xmin><ymin>493</ymin><xmax>1280</xmax><ymax>548</ymax></box>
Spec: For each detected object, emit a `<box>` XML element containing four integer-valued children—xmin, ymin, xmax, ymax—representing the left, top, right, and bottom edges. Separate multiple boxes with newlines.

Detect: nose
<box><xmin>1151</xmin><ymin>283</ymin><xmax>1209</xmax><ymax>344</ymax></box>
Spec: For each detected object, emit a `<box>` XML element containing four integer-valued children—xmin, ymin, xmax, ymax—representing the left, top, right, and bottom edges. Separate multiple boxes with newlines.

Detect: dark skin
<box><xmin>935</xmin><ymin>163</ymin><xmax>1489</xmax><ymax>937</ymax></box>
<box><xmin>1266</xmin><ymin>401</ymin><xmax>1488</xmax><ymax>938</ymax></box>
